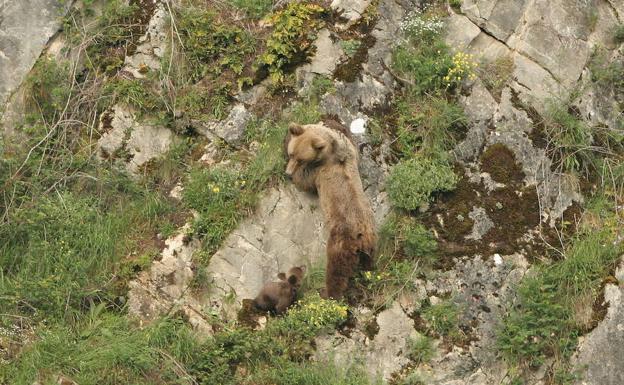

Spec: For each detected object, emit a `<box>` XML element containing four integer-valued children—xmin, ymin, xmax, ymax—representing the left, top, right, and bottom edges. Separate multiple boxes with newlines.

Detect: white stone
<box><xmin>350</xmin><ymin>117</ymin><xmax>366</xmax><ymax>134</ymax></box>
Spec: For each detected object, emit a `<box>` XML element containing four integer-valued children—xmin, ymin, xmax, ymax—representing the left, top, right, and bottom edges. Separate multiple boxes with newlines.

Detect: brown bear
<box><xmin>252</xmin><ymin>266</ymin><xmax>306</xmax><ymax>314</ymax></box>
<box><xmin>285</xmin><ymin>121</ymin><xmax>376</xmax><ymax>299</ymax></box>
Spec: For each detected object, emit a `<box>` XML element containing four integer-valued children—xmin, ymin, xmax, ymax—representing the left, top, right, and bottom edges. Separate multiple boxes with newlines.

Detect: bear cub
<box><xmin>252</xmin><ymin>266</ymin><xmax>306</xmax><ymax>314</ymax></box>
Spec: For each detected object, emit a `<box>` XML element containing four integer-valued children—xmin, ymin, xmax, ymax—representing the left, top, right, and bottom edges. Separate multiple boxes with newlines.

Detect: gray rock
<box><xmin>297</xmin><ymin>29</ymin><xmax>344</xmax><ymax>86</ymax></box>
<box><xmin>315</xmin><ymin>302</ymin><xmax>418</xmax><ymax>382</ymax></box>
<box><xmin>128</xmin><ymin>224</ymin><xmax>213</xmax><ymax>335</ymax></box>
<box><xmin>446</xmin><ymin>13</ymin><xmax>481</xmax><ymax>50</ymax></box>
<box><xmin>573</xmin><ymin>258</ymin><xmax>624</xmax><ymax>385</ymax></box>
<box><xmin>331</xmin><ymin>0</ymin><xmax>372</xmax><ymax>29</ymax></box>
<box><xmin>97</xmin><ymin>104</ymin><xmax>174</xmax><ymax>174</ymax></box>
<box><xmin>195</xmin><ymin>104</ymin><xmax>252</xmax><ymax>145</ymax></box>
<box><xmin>0</xmin><ymin>0</ymin><xmax>70</xmax><ymax>106</ymax></box>
<box><xmin>465</xmin><ymin>206</ymin><xmax>494</xmax><ymax>241</ymax></box>
<box><xmin>122</xmin><ymin>3</ymin><xmax>167</xmax><ymax>78</ymax></box>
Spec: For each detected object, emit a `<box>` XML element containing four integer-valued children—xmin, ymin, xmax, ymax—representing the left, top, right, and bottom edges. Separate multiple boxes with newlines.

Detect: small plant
<box><xmin>478</xmin><ymin>55</ymin><xmax>514</xmax><ymax>98</ymax></box>
<box><xmin>399</xmin><ymin>11</ymin><xmax>444</xmax><ymax>41</ymax></box>
<box><xmin>543</xmin><ymin>100</ymin><xmax>594</xmax><ymax>174</ymax></box>
<box><xmin>258</xmin><ymin>3</ymin><xmax>326</xmax><ymax>82</ymax></box>
<box><xmin>103</xmin><ymin>78</ymin><xmax>161</xmax><ymax>112</ymax></box>
<box><xmin>386</xmin><ymin>156</ymin><xmax>458</xmax><ymax>211</ymax></box>
<box><xmin>406</xmin><ymin>335</ymin><xmax>435</xmax><ymax>364</ymax></box>
<box><xmin>442</xmin><ymin>51</ymin><xmax>477</xmax><ymax>88</ymax></box>
<box><xmin>229</xmin><ymin>0</ymin><xmax>274</xmax><ymax>19</ymax></box>
<box><xmin>402</xmin><ymin>221</ymin><xmax>437</xmax><ymax>262</ymax></box>
<box><xmin>615</xmin><ymin>24</ymin><xmax>624</xmax><ymax>44</ymax></box>
<box><xmin>421</xmin><ymin>300</ymin><xmax>461</xmax><ymax>339</ymax></box>
<box><xmin>340</xmin><ymin>39</ymin><xmax>362</xmax><ymax>58</ymax></box>
<box><xmin>449</xmin><ymin>0</ymin><xmax>462</xmax><ymax>11</ymax></box>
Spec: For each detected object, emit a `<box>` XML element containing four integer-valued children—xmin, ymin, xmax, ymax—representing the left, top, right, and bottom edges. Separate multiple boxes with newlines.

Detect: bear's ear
<box><xmin>299</xmin><ymin>265</ymin><xmax>307</xmax><ymax>274</ymax></box>
<box><xmin>312</xmin><ymin>137</ymin><xmax>327</xmax><ymax>151</ymax></box>
<box><xmin>277</xmin><ymin>272</ymin><xmax>287</xmax><ymax>281</ymax></box>
<box><xmin>289</xmin><ymin>123</ymin><xmax>304</xmax><ymax>136</ymax></box>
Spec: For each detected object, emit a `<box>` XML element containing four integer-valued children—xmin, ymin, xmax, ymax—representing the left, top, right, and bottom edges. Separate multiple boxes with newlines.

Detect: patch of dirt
<box><xmin>423</xmin><ymin>144</ymin><xmax>546</xmax><ymax>266</ymax></box>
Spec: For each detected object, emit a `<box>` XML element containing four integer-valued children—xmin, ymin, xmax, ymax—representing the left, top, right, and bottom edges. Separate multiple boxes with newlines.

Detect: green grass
<box><xmin>386</xmin><ymin>156</ymin><xmax>458</xmax><ymax>211</ymax></box>
<box><xmin>1</xmin><ymin>312</ymin><xmax>200</xmax><ymax>385</ymax></box>
<box><xmin>406</xmin><ymin>335</ymin><xmax>435</xmax><ymax>365</ymax></box>
<box><xmin>543</xmin><ymin>100</ymin><xmax>594</xmax><ymax>174</ymax></box>
<box><xmin>395</xmin><ymin>95</ymin><xmax>467</xmax><ymax>157</ymax></box>
<box><xmin>229</xmin><ymin>0</ymin><xmax>274</xmax><ymax>19</ymax></box>
<box><xmin>497</xmin><ymin>229</ymin><xmax>622</xmax><ymax>375</ymax></box>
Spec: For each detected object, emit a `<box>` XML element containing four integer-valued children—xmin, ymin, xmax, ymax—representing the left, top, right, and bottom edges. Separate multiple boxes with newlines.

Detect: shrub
<box><xmin>24</xmin><ymin>56</ymin><xmax>72</xmax><ymax>123</ymax></box>
<box><xmin>386</xmin><ymin>157</ymin><xmax>458</xmax><ymax>210</ymax></box>
<box><xmin>478</xmin><ymin>55</ymin><xmax>514</xmax><ymax>98</ymax></box>
<box><xmin>258</xmin><ymin>3</ymin><xmax>326</xmax><ymax>82</ymax></box>
<box><xmin>176</xmin><ymin>7</ymin><xmax>257</xmax><ymax>82</ymax></box>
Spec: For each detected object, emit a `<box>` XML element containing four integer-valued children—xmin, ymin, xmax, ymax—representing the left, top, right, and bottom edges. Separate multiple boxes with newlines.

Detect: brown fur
<box><xmin>282</xmin><ymin>119</ymin><xmax>355</xmax><ymax>192</ymax></box>
<box><xmin>285</xmin><ymin>122</ymin><xmax>376</xmax><ymax>299</ymax></box>
<box><xmin>252</xmin><ymin>266</ymin><xmax>306</xmax><ymax>314</ymax></box>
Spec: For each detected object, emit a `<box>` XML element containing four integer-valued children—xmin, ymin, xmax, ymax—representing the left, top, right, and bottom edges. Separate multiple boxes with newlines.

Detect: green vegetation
<box><xmin>386</xmin><ymin>156</ymin><xmax>458</xmax><ymax>210</ymax></box>
<box><xmin>543</xmin><ymin>101</ymin><xmax>594</xmax><ymax>174</ymax></box>
<box><xmin>192</xmin><ymin>294</ymin><xmax>349</xmax><ymax>385</ymax></box>
<box><xmin>614</xmin><ymin>24</ymin><xmax>624</xmax><ymax>43</ymax></box>
<box><xmin>497</xmin><ymin>228</ymin><xmax>622</xmax><ymax>378</ymax></box>
<box><xmin>258</xmin><ymin>2</ymin><xmax>326</xmax><ymax>82</ymax></box>
<box><xmin>406</xmin><ymin>335</ymin><xmax>435</xmax><ymax>365</ymax></box>
<box><xmin>176</xmin><ymin>7</ymin><xmax>257</xmax><ymax>83</ymax></box>
<box><xmin>1</xmin><ymin>313</ymin><xmax>199</xmax><ymax>385</ymax></box>
<box><xmin>395</xmin><ymin>95</ymin><xmax>466</xmax><ymax>157</ymax></box>
<box><xmin>341</xmin><ymin>39</ymin><xmax>362</xmax><ymax>58</ymax></box>
<box><xmin>229</xmin><ymin>0</ymin><xmax>274</xmax><ymax>19</ymax></box>
<box><xmin>421</xmin><ymin>300</ymin><xmax>462</xmax><ymax>340</ymax></box>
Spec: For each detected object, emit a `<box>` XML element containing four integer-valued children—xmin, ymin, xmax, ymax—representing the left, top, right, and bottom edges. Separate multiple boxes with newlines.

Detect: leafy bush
<box><xmin>614</xmin><ymin>24</ymin><xmax>624</xmax><ymax>43</ymax></box>
<box><xmin>386</xmin><ymin>157</ymin><xmax>458</xmax><ymax>210</ymax></box>
<box><xmin>177</xmin><ymin>7</ymin><xmax>257</xmax><ymax>82</ymax></box>
<box><xmin>24</xmin><ymin>56</ymin><xmax>72</xmax><ymax>123</ymax></box>
<box><xmin>183</xmin><ymin>166</ymin><xmax>250</xmax><ymax>251</ymax></box>
<box><xmin>258</xmin><ymin>3</ymin><xmax>326</xmax><ymax>82</ymax></box>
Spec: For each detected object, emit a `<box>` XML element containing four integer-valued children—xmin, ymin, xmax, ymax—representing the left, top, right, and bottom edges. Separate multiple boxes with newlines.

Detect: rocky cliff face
<box><xmin>1</xmin><ymin>0</ymin><xmax>622</xmax><ymax>384</ymax></box>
